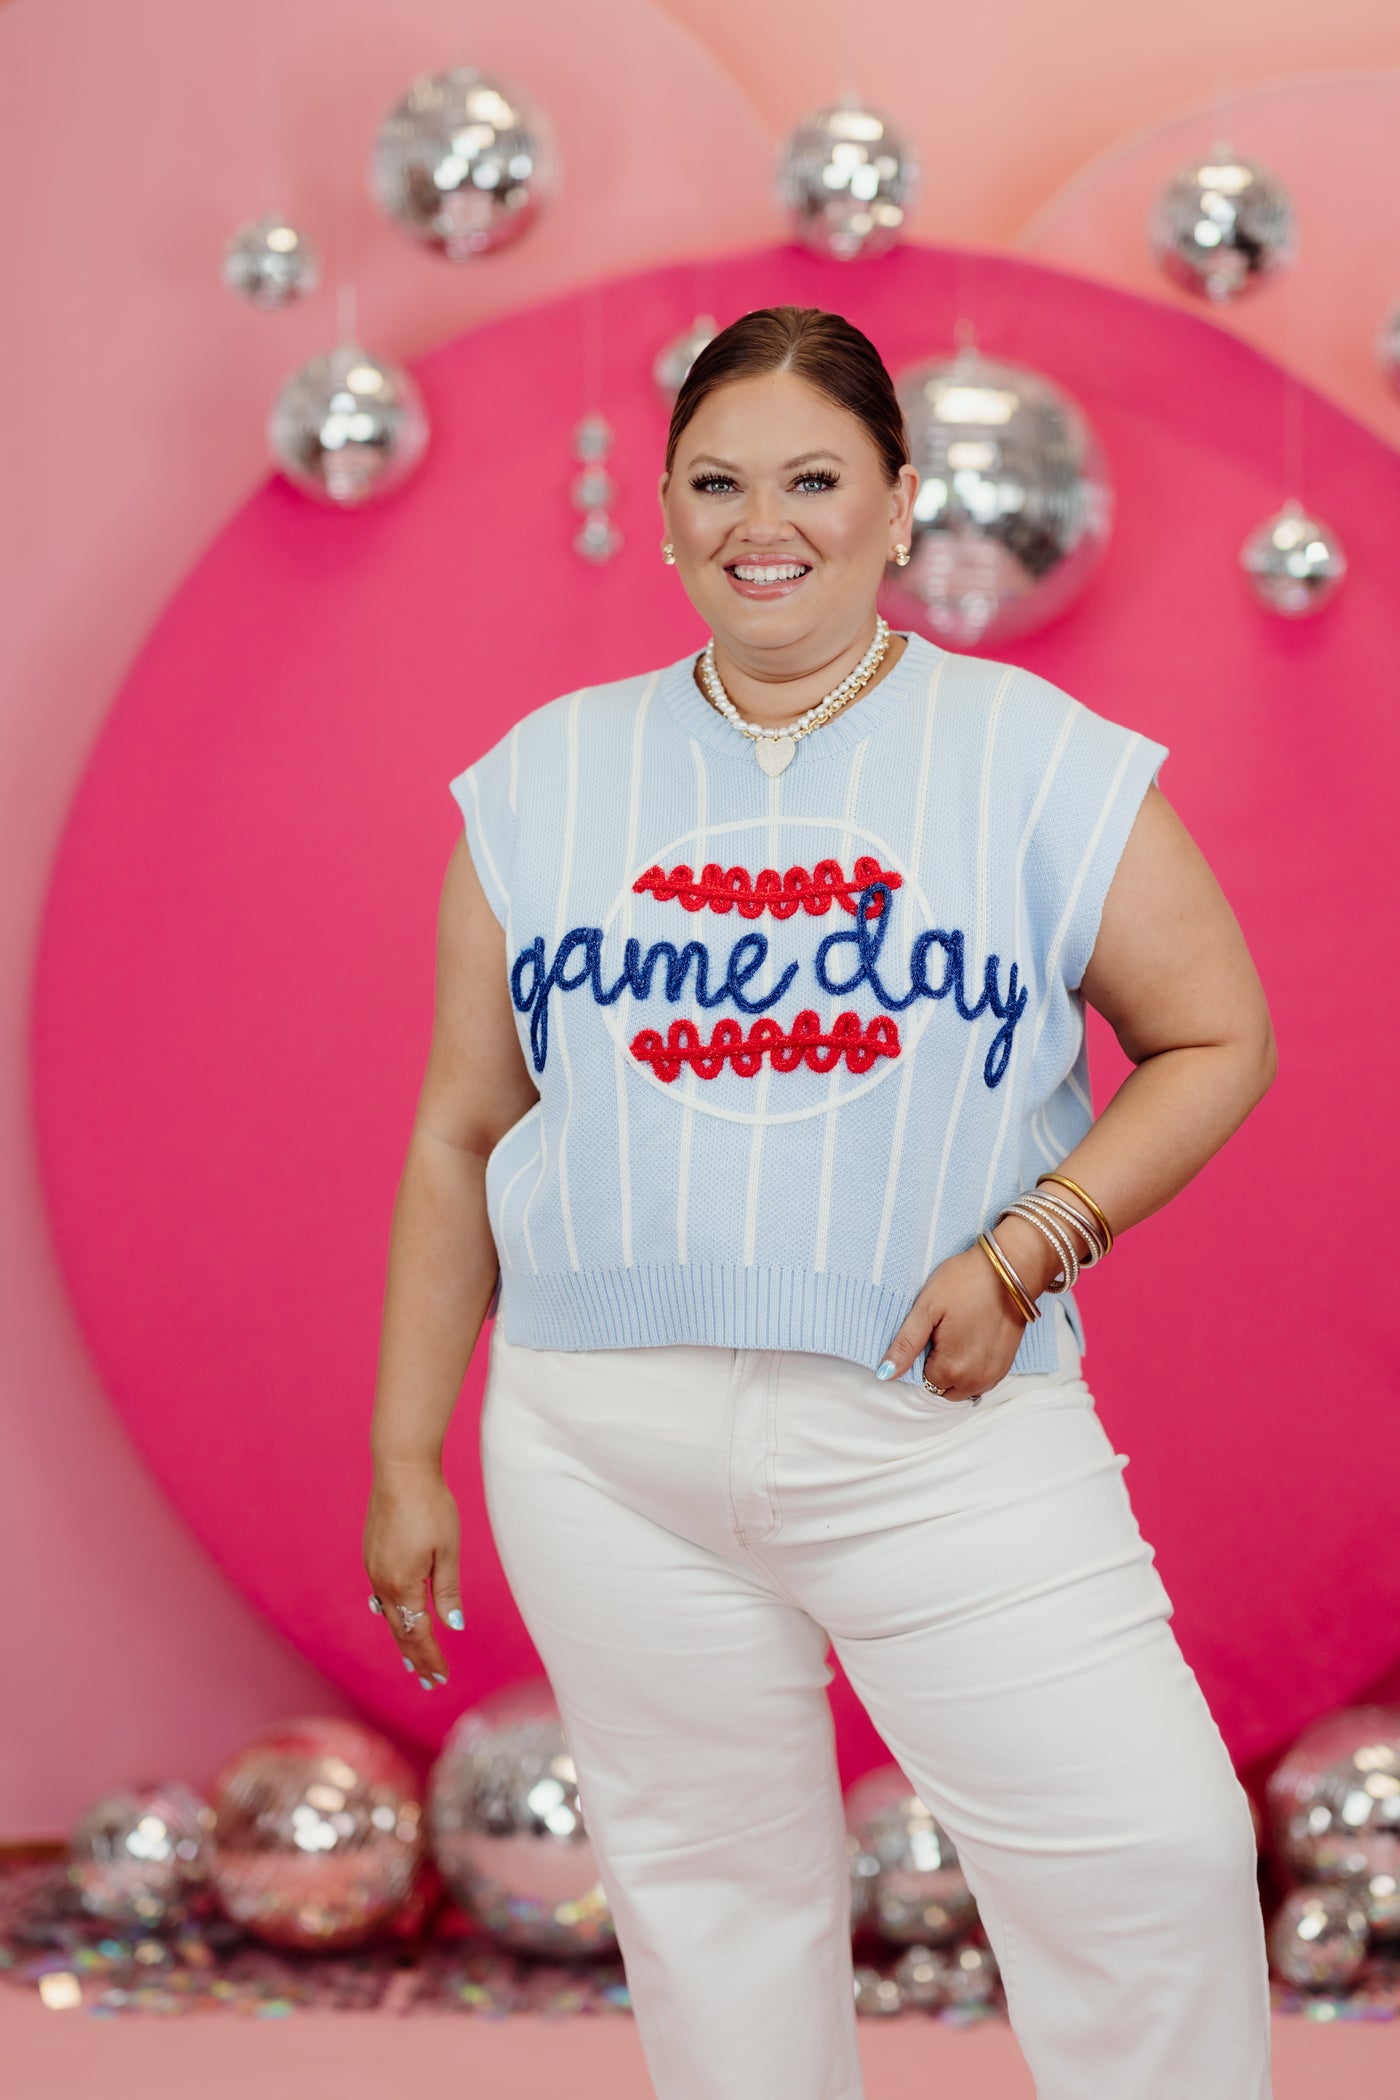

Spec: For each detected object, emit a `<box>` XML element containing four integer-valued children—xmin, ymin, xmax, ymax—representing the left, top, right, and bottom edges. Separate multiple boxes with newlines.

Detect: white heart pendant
<box><xmin>755</xmin><ymin>736</ymin><xmax>796</xmax><ymax>777</ymax></box>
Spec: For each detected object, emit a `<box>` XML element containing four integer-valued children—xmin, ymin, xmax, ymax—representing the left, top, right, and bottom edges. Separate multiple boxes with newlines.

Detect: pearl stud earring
<box><xmin>891</xmin><ymin>543</ymin><xmax>911</xmax><ymax>566</ymax></box>
<box><xmin>660</xmin><ymin>540</ymin><xmax>676</xmax><ymax>564</ymax></box>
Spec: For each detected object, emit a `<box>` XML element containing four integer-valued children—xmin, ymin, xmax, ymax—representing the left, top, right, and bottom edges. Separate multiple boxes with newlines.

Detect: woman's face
<box><xmin>659</xmin><ymin>369</ymin><xmax>918</xmax><ymax>667</ymax></box>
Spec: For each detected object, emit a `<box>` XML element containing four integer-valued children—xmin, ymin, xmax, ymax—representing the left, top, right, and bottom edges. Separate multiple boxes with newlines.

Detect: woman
<box><xmin>364</xmin><ymin>305</ymin><xmax>1277</xmax><ymax>2099</ymax></box>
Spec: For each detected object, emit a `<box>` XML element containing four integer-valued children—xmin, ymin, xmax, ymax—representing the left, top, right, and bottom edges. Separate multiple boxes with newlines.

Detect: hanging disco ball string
<box><xmin>775</xmin><ymin>93</ymin><xmax>920</xmax><ymax>263</ymax></box>
<box><xmin>883</xmin><ymin>279</ymin><xmax>1114</xmax><ymax>648</ymax></box>
<box><xmin>1148</xmin><ymin>144</ymin><xmax>1296</xmax><ymax>305</ymax></box>
<box><xmin>369</xmin><ymin>66</ymin><xmax>557</xmax><ymax>261</ymax></box>
<box><xmin>1237</xmin><ymin>264</ymin><xmax>1347</xmax><ymax>618</ymax></box>
<box><xmin>572</xmin><ymin>278</ymin><xmax>622</xmax><ymax>563</ymax></box>
<box><xmin>222</xmin><ymin>212</ymin><xmax>322</xmax><ymax>311</ymax></box>
<box><xmin>265</xmin><ymin>42</ymin><xmax>430</xmax><ymax>506</ymax></box>
<box><xmin>1149</xmin><ymin>74</ymin><xmax>1296</xmax><ymax>307</ymax></box>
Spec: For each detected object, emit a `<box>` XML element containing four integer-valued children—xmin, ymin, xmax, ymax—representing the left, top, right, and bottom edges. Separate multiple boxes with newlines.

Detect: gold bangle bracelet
<box><xmin>977</xmin><ymin>1232</ymin><xmax>1040</xmax><ymax>1324</ymax></box>
<box><xmin>1034</xmin><ymin>1172</ymin><xmax>1115</xmax><ymax>1256</ymax></box>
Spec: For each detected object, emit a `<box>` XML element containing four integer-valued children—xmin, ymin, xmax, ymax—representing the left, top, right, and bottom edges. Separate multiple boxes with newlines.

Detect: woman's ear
<box><xmin>893</xmin><ymin>462</ymin><xmax>919</xmax><ymax>538</ymax></box>
<box><xmin>656</xmin><ymin>467</ymin><xmax>670</xmax><ymax>524</ymax></box>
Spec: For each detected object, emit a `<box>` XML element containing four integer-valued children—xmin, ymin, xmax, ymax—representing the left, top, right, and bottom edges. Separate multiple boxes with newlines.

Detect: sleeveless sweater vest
<box><xmin>450</xmin><ymin>632</ymin><xmax>1167</xmax><ymax>1385</ymax></box>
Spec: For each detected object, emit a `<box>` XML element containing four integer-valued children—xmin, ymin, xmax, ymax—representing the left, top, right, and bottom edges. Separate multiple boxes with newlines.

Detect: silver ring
<box><xmin>367</xmin><ymin>1593</ymin><xmax>384</xmax><ymax>1614</ymax></box>
<box><xmin>396</xmin><ymin>1603</ymin><xmax>426</xmax><ymax>1632</ymax></box>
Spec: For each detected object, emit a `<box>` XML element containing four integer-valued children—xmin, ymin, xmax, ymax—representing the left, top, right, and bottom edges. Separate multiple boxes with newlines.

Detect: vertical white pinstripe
<box><xmin>740</xmin><ymin>769</ymin><xmax>782</xmax><ymax>1266</ymax></box>
<box><xmin>611</xmin><ymin>674</ymin><xmax>658</xmax><ymax>1267</ymax></box>
<box><xmin>1029</xmin><ymin>1106</ymin><xmax>1059</xmax><ymax>1169</ymax></box>
<box><xmin>919</xmin><ymin>665</ymin><xmax>1016</xmax><ymax>1281</ymax></box>
<box><xmin>812</xmin><ymin>742</ymin><xmax>870</xmax><ymax>1271</ymax></box>
<box><xmin>504</xmin><ymin>722</ymin><xmax>521</xmax><ymax>954</ymax></box>
<box><xmin>975</xmin><ymin>695</ymin><xmax>1078</xmax><ymax>1221</ymax></box>
<box><xmin>870</xmin><ymin>658</ymin><xmax>946</xmax><ymax>1286</ymax></box>
<box><xmin>674</xmin><ymin>738</ymin><xmax>708</xmax><ymax>1264</ymax></box>
<box><xmin>518</xmin><ymin>690</ymin><xmax>586</xmax><ymax>1272</ymax></box>
<box><xmin>495</xmin><ymin>1144</ymin><xmax>538</xmax><ymax>1271</ymax></box>
<box><xmin>465</xmin><ymin>770</ymin><xmax>509</xmax><ymax>920</ymax></box>
<box><xmin>1029</xmin><ymin>733</ymin><xmax>1141</xmax><ymax>1063</ymax></box>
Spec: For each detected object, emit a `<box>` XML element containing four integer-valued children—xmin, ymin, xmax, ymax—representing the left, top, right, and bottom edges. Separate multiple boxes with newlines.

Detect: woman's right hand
<box><xmin>362</xmin><ymin>1459</ymin><xmax>464</xmax><ymax>1689</ymax></box>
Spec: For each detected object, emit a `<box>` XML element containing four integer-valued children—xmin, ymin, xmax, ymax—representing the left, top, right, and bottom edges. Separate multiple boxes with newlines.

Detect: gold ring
<box><xmin>922</xmin><ymin>1375</ymin><xmax>949</xmax><ymax>1397</ymax></box>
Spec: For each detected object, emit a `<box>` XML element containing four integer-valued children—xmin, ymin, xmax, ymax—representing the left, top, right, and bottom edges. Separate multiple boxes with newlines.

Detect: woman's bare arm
<box><xmin>370</xmin><ymin>835</ymin><xmax>538</xmax><ymax>1473</ymax></box>
<box><xmin>1028</xmin><ymin>782</ymin><xmax>1277</xmax><ymax>1236</ymax></box>
<box><xmin>362</xmin><ymin>836</ymin><xmax>537</xmax><ymax>1687</ymax></box>
<box><xmin>880</xmin><ymin>784</ymin><xmax>1277</xmax><ymax>1393</ymax></box>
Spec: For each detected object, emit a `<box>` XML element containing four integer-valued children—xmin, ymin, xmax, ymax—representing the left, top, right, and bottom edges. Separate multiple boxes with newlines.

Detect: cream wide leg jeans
<box><xmin>478</xmin><ymin>1302</ymin><xmax>1274</xmax><ymax>2100</ymax></box>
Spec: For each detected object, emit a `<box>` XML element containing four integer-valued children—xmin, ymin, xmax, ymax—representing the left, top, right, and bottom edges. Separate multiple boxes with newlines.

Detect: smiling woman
<box><xmin>365</xmin><ymin>303</ymin><xmax>1279</xmax><ymax>2100</ymax></box>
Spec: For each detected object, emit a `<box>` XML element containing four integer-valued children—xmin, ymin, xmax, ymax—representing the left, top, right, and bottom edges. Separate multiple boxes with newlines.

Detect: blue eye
<box><xmin>686</xmin><ymin>469</ymin><xmax>840</xmax><ymax>495</ymax></box>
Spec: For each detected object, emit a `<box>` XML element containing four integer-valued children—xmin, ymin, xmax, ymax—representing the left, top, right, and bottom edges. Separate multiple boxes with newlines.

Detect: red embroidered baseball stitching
<box><xmin>632</xmin><ymin>855</ymin><xmax>902</xmax><ymax>920</ymax></box>
<box><xmin>629</xmin><ymin>1010</ymin><xmax>902</xmax><ymax>1082</ymax></box>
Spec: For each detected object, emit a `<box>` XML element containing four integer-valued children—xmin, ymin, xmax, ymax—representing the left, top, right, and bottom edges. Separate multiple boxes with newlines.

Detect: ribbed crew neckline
<box><xmin>656</xmin><ymin>628</ymin><xmax>943</xmax><ymax>768</ymax></box>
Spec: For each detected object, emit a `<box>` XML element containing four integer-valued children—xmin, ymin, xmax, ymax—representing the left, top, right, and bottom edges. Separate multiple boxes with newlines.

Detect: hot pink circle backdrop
<box><xmin>31</xmin><ymin>241</ymin><xmax>1400</xmax><ymax>1770</ymax></box>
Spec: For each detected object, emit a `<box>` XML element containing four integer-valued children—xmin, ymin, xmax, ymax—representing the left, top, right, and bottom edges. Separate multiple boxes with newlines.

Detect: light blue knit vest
<box><xmin>450</xmin><ymin>631</ymin><xmax>1166</xmax><ymax>1385</ymax></box>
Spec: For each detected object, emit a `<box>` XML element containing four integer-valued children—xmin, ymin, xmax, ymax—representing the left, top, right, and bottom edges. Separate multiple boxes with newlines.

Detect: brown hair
<box><xmin>663</xmin><ymin>305</ymin><xmax>909</xmax><ymax>487</ymax></box>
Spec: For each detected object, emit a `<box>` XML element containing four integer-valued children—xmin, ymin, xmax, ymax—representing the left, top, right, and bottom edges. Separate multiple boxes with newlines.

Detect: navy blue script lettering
<box><xmin>814</xmin><ymin>881</ymin><xmax>1028</xmax><ymax>1087</ymax></box>
<box><xmin>511</xmin><ymin>928</ymin><xmax>799</xmax><ymax>1073</ymax></box>
<box><xmin>510</xmin><ymin>881</ymin><xmax>1028</xmax><ymax>1088</ymax></box>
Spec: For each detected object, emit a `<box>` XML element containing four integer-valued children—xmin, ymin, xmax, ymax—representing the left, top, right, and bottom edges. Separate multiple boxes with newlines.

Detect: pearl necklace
<box><xmin>697</xmin><ymin>615</ymin><xmax>892</xmax><ymax>777</ymax></box>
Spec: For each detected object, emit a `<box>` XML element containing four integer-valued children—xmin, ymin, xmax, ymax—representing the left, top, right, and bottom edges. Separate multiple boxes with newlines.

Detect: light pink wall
<box><xmin>656</xmin><ymin>1</ymin><xmax>1400</xmax><ymax>243</ymax></box>
<box><xmin>6</xmin><ymin>0</ymin><xmax>1400</xmax><ymax>1836</ymax></box>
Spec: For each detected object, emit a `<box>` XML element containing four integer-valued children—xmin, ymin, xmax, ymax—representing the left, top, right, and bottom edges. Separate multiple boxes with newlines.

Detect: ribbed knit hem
<box><xmin>498</xmin><ymin>1262</ymin><xmax>1081</xmax><ymax>1384</ymax></box>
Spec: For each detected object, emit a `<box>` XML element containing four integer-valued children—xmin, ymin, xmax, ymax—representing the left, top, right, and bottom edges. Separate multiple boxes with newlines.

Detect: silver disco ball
<box><xmin>892</xmin><ymin>1941</ymin><xmax>950</xmax><ymax>2007</ymax></box>
<box><xmin>427</xmin><ymin>1677</ymin><xmax>616</xmax><ymax>1958</ymax></box>
<box><xmin>209</xmin><ymin>1717</ymin><xmax>425</xmax><ymax>1952</ymax></box>
<box><xmin>654</xmin><ymin>314</ymin><xmax>718</xmax><ymax>404</ymax></box>
<box><xmin>69</xmin><ymin>1780</ymin><xmax>215</xmax><ymax>1929</ymax></box>
<box><xmin>370</xmin><ymin>67</ymin><xmax>557</xmax><ymax>261</ymax></box>
<box><xmin>1266</xmin><ymin>1884</ymin><xmax>1370</xmax><ymax>1990</ymax></box>
<box><xmin>845</xmin><ymin>1763</ymin><xmax>977</xmax><ymax>1946</ymax></box>
<box><xmin>267</xmin><ymin>343</ymin><xmax>429</xmax><ymax>506</ymax></box>
<box><xmin>1265</xmin><ymin>1705</ymin><xmax>1400</xmax><ymax>1935</ymax></box>
<box><xmin>853</xmin><ymin>1964</ymin><xmax>905</xmax><ymax>2015</ymax></box>
<box><xmin>892</xmin><ymin>1936</ymin><xmax>1001</xmax><ymax>2009</ymax></box>
<box><xmin>222</xmin><ymin>212</ymin><xmax>321</xmax><ymax>310</ymax></box>
<box><xmin>1239</xmin><ymin>498</ymin><xmax>1346</xmax><ymax>618</ymax></box>
<box><xmin>1148</xmin><ymin>147</ymin><xmax>1296</xmax><ymax>303</ymax></box>
<box><xmin>776</xmin><ymin>98</ymin><xmax>919</xmax><ymax>261</ymax></box>
<box><xmin>885</xmin><ymin>346</ymin><xmax>1113</xmax><ymax>645</ymax></box>
<box><xmin>941</xmin><ymin>1938</ymin><xmax>1002</xmax><ymax>2005</ymax></box>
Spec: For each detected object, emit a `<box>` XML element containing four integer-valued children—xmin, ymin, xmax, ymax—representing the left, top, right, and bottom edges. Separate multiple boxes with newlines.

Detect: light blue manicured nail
<box><xmin>418</xmin><ymin>1674</ymin><xmax>434</xmax><ymax>1690</ymax></box>
<box><xmin>432</xmin><ymin>1672</ymin><xmax>447</xmax><ymax>1685</ymax></box>
<box><xmin>875</xmin><ymin>1359</ymin><xmax>897</xmax><ymax>1380</ymax></box>
<box><xmin>402</xmin><ymin>1656</ymin><xmax>415</xmax><ymax>1672</ymax></box>
<box><xmin>447</xmin><ymin>1609</ymin><xmax>464</xmax><ymax>1631</ymax></box>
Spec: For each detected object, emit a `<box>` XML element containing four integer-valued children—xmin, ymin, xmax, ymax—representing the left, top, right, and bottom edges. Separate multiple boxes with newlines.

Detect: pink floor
<box><xmin>4</xmin><ymin>1993</ymin><xmax>1395</xmax><ymax>2100</ymax></box>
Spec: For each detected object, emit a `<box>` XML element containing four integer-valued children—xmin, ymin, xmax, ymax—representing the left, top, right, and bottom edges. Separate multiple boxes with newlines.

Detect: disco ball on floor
<box><xmin>428</xmin><ymin>1677</ymin><xmax>616</xmax><ymax>1958</ymax></box>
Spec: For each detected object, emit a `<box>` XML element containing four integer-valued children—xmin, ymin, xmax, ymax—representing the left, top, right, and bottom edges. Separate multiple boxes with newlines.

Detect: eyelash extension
<box><xmin>687</xmin><ymin>469</ymin><xmax>841</xmax><ymax>494</ymax></box>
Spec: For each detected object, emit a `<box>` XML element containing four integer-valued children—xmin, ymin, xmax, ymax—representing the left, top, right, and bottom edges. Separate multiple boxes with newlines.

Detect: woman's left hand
<box><xmin>878</xmin><ymin>1227</ymin><xmax>1051</xmax><ymax>1399</ymax></box>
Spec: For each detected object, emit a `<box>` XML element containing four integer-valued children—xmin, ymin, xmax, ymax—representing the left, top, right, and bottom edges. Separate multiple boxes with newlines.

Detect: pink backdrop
<box><xmin>1021</xmin><ymin>70</ymin><xmax>1400</xmax><ymax>449</ymax></box>
<box><xmin>32</xmin><ymin>240</ymin><xmax>1400</xmax><ymax>1777</ymax></box>
<box><xmin>8</xmin><ymin>0</ymin><xmax>1400</xmax><ymax>1835</ymax></box>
